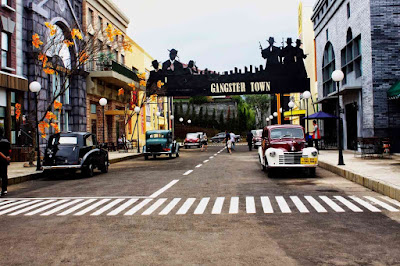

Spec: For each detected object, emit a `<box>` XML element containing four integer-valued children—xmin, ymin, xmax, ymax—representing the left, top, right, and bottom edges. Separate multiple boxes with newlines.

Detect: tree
<box><xmin>211</xmin><ymin>108</ymin><xmax>217</xmax><ymax>129</ymax></box>
<box><xmin>219</xmin><ymin>111</ymin><xmax>225</xmax><ymax>130</ymax></box>
<box><xmin>184</xmin><ymin>103</ymin><xmax>191</xmax><ymax>120</ymax></box>
<box><xmin>204</xmin><ymin>107</ymin><xmax>209</xmax><ymax>128</ymax></box>
<box><xmin>197</xmin><ymin>106</ymin><xmax>204</xmax><ymax>127</ymax></box>
<box><xmin>245</xmin><ymin>95</ymin><xmax>273</xmax><ymax>129</ymax></box>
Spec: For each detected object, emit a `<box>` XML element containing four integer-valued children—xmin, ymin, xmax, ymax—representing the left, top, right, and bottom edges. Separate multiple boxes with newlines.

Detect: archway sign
<box><xmin>147</xmin><ymin>37</ymin><xmax>310</xmax><ymax>96</ymax></box>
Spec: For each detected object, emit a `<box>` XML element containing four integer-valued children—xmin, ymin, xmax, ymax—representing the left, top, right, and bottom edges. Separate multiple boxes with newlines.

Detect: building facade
<box><xmin>312</xmin><ymin>0</ymin><xmax>400</xmax><ymax>152</ymax></box>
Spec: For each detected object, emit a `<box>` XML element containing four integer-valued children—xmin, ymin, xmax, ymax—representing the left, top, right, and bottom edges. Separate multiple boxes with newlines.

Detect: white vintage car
<box><xmin>258</xmin><ymin>125</ymin><xmax>318</xmax><ymax>178</ymax></box>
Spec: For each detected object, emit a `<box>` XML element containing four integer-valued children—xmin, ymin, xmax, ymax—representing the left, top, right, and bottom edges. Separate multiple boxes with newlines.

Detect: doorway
<box><xmin>345</xmin><ymin>103</ymin><xmax>358</xmax><ymax>150</ymax></box>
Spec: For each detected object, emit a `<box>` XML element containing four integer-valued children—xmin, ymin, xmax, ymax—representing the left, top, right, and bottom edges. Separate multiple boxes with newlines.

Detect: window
<box><xmin>64</xmin><ymin>112</ymin><xmax>69</xmax><ymax>132</ymax></box>
<box><xmin>64</xmin><ymin>77</ymin><xmax>70</xmax><ymax>104</ymax></box>
<box><xmin>326</xmin><ymin>29</ymin><xmax>329</xmax><ymax>41</ymax></box>
<box><xmin>341</xmin><ymin>31</ymin><xmax>362</xmax><ymax>83</ymax></box>
<box><xmin>347</xmin><ymin>3</ymin><xmax>351</xmax><ymax>18</ymax></box>
<box><xmin>1</xmin><ymin>32</ymin><xmax>10</xmax><ymax>68</ymax></box>
<box><xmin>85</xmin><ymin>135</ymin><xmax>94</xmax><ymax>146</ymax></box>
<box><xmin>121</xmin><ymin>54</ymin><xmax>125</xmax><ymax>65</ymax></box>
<box><xmin>322</xmin><ymin>42</ymin><xmax>335</xmax><ymax>96</ymax></box>
<box><xmin>90</xmin><ymin>104</ymin><xmax>97</xmax><ymax>114</ymax></box>
<box><xmin>98</xmin><ymin>16</ymin><xmax>103</xmax><ymax>31</ymax></box>
<box><xmin>88</xmin><ymin>8</ymin><xmax>94</xmax><ymax>26</ymax></box>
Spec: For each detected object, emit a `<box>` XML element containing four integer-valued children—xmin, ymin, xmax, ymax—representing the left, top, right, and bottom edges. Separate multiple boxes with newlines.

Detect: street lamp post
<box><xmin>302</xmin><ymin>91</ymin><xmax>311</xmax><ymax>139</ymax></box>
<box><xmin>269</xmin><ymin>115</ymin><xmax>273</xmax><ymax>125</ymax></box>
<box><xmin>156</xmin><ymin>111</ymin><xmax>161</xmax><ymax>130</ymax></box>
<box><xmin>134</xmin><ymin>106</ymin><xmax>141</xmax><ymax>153</ymax></box>
<box><xmin>266</xmin><ymin>117</ymin><xmax>270</xmax><ymax>125</ymax></box>
<box><xmin>332</xmin><ymin>70</ymin><xmax>345</xmax><ymax>165</ymax></box>
<box><xmin>288</xmin><ymin>101</ymin><xmax>295</xmax><ymax>124</ymax></box>
<box><xmin>29</xmin><ymin>81</ymin><xmax>42</xmax><ymax>171</ymax></box>
<box><xmin>273</xmin><ymin>112</ymin><xmax>277</xmax><ymax>124</ymax></box>
<box><xmin>170</xmin><ymin>115</ymin><xmax>174</xmax><ymax>139</ymax></box>
<box><xmin>99</xmin><ymin>98</ymin><xmax>107</xmax><ymax>144</ymax></box>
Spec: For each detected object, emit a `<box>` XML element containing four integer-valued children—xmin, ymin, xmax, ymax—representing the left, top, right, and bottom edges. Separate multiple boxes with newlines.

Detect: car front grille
<box><xmin>278</xmin><ymin>152</ymin><xmax>307</xmax><ymax>164</ymax></box>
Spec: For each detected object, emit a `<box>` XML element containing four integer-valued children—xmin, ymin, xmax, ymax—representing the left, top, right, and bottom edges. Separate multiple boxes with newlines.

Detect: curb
<box><xmin>8</xmin><ymin>153</ymin><xmax>144</xmax><ymax>186</ymax></box>
<box><xmin>318</xmin><ymin>160</ymin><xmax>400</xmax><ymax>201</ymax></box>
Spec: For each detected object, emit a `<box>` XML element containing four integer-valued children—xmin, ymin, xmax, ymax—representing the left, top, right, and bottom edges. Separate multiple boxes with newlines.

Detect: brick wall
<box><xmin>0</xmin><ymin>0</ymin><xmax>17</xmax><ymax>73</ymax></box>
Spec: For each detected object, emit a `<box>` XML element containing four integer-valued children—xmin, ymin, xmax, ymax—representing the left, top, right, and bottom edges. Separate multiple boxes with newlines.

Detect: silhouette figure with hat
<box><xmin>147</xmin><ymin>60</ymin><xmax>164</xmax><ymax>94</ymax></box>
<box><xmin>184</xmin><ymin>60</ymin><xmax>198</xmax><ymax>75</ymax></box>
<box><xmin>162</xmin><ymin>49</ymin><xmax>183</xmax><ymax>74</ymax></box>
<box><xmin>261</xmin><ymin>37</ymin><xmax>282</xmax><ymax>66</ymax></box>
<box><xmin>281</xmin><ymin>38</ymin><xmax>296</xmax><ymax>65</ymax></box>
<box><xmin>295</xmin><ymin>39</ymin><xmax>308</xmax><ymax>78</ymax></box>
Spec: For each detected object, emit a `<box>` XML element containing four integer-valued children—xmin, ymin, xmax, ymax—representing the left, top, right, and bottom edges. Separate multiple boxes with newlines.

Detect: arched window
<box><xmin>346</xmin><ymin>28</ymin><xmax>353</xmax><ymax>43</ymax></box>
<box><xmin>322</xmin><ymin>42</ymin><xmax>335</xmax><ymax>96</ymax></box>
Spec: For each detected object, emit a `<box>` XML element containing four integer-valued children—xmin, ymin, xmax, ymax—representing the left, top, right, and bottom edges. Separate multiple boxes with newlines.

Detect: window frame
<box><xmin>1</xmin><ymin>31</ymin><xmax>10</xmax><ymax>69</ymax></box>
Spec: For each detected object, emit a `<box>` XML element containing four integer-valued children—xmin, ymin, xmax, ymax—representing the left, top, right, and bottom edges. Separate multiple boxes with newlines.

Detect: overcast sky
<box><xmin>112</xmin><ymin>0</ymin><xmax>317</xmax><ymax>72</ymax></box>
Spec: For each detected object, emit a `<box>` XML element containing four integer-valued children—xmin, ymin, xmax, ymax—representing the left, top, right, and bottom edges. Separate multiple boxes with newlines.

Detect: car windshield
<box><xmin>52</xmin><ymin>136</ymin><xmax>78</xmax><ymax>145</ymax></box>
<box><xmin>254</xmin><ymin>130</ymin><xmax>262</xmax><ymax>136</ymax></box>
<box><xmin>148</xmin><ymin>134</ymin><xmax>166</xmax><ymax>139</ymax></box>
<box><xmin>186</xmin><ymin>133</ymin><xmax>199</xmax><ymax>139</ymax></box>
<box><xmin>270</xmin><ymin>128</ymin><xmax>304</xmax><ymax>139</ymax></box>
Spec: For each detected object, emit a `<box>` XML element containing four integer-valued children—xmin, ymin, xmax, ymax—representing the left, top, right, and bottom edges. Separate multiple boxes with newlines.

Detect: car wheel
<box><xmin>176</xmin><ymin>153</ymin><xmax>179</xmax><ymax>158</ymax></box>
<box><xmin>144</xmin><ymin>155</ymin><xmax>149</xmax><ymax>160</ymax></box>
<box><xmin>152</xmin><ymin>154</ymin><xmax>156</xmax><ymax>159</ymax></box>
<box><xmin>84</xmin><ymin>162</ymin><xmax>94</xmax><ymax>177</ymax></box>
<box><xmin>185</xmin><ymin>145</ymin><xmax>188</xmax><ymax>149</ymax></box>
<box><xmin>307</xmin><ymin>168</ymin><xmax>316</xmax><ymax>178</ymax></box>
<box><xmin>101</xmin><ymin>158</ymin><xmax>109</xmax><ymax>173</ymax></box>
<box><xmin>260</xmin><ymin>156</ymin><xmax>266</xmax><ymax>172</ymax></box>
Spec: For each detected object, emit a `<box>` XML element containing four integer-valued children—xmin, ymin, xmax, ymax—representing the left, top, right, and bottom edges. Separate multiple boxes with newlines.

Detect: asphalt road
<box><xmin>1</xmin><ymin>144</ymin><xmax>400</xmax><ymax>265</ymax></box>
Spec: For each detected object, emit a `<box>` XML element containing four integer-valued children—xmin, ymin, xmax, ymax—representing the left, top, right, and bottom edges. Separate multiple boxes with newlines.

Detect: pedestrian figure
<box><xmin>247</xmin><ymin>131</ymin><xmax>253</xmax><ymax>151</ymax></box>
<box><xmin>201</xmin><ymin>133</ymin><xmax>208</xmax><ymax>152</ymax></box>
<box><xmin>312</xmin><ymin>120</ymin><xmax>321</xmax><ymax>152</ymax></box>
<box><xmin>230</xmin><ymin>132</ymin><xmax>236</xmax><ymax>150</ymax></box>
<box><xmin>0</xmin><ymin>127</ymin><xmax>11</xmax><ymax>196</ymax></box>
<box><xmin>224</xmin><ymin>130</ymin><xmax>230</xmax><ymax>153</ymax></box>
<box><xmin>227</xmin><ymin>139</ymin><xmax>232</xmax><ymax>154</ymax></box>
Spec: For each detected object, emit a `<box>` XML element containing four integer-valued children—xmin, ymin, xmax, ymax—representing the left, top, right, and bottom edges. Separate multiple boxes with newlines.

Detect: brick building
<box><xmin>312</xmin><ymin>0</ymin><xmax>400</xmax><ymax>152</ymax></box>
<box><xmin>0</xmin><ymin>0</ymin><xmax>28</xmax><ymax>161</ymax></box>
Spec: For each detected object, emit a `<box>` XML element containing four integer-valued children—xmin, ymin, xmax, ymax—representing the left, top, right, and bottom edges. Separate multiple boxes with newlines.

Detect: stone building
<box><xmin>312</xmin><ymin>0</ymin><xmax>400</xmax><ymax>152</ymax></box>
<box><xmin>0</xmin><ymin>0</ymin><xmax>29</xmax><ymax>161</ymax></box>
<box><xmin>23</xmin><ymin>0</ymin><xmax>87</xmax><ymax>144</ymax></box>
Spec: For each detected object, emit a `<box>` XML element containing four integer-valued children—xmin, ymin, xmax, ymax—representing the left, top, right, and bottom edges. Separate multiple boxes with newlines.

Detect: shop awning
<box><xmin>313</xmin><ymin>95</ymin><xmax>336</xmax><ymax>104</ymax></box>
<box><xmin>388</xmin><ymin>81</ymin><xmax>400</xmax><ymax>100</ymax></box>
<box><xmin>283</xmin><ymin>109</ymin><xmax>306</xmax><ymax>117</ymax></box>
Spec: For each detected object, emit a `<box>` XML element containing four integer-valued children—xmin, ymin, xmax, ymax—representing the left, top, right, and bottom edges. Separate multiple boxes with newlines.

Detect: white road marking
<box><xmin>124</xmin><ymin>199</ymin><xmax>153</xmax><ymax>215</ymax></box>
<box><xmin>0</xmin><ymin>200</ymin><xmax>42</xmax><ymax>215</ymax></box>
<box><xmin>176</xmin><ymin>198</ymin><xmax>196</xmax><ymax>215</ymax></box>
<box><xmin>203</xmin><ymin>160</ymin><xmax>209</xmax><ymax>163</ymax></box>
<box><xmin>8</xmin><ymin>200</ymin><xmax>56</xmax><ymax>216</ymax></box>
<box><xmin>40</xmin><ymin>199</ymin><xmax>84</xmax><ymax>216</ymax></box>
<box><xmin>149</xmin><ymin>179</ymin><xmax>180</xmax><ymax>198</ymax></box>
<box><xmin>246</xmin><ymin>196</ymin><xmax>256</xmax><ymax>214</ymax></box>
<box><xmin>194</xmin><ymin>197</ymin><xmax>210</xmax><ymax>215</ymax></box>
<box><xmin>27</xmin><ymin>200</ymin><xmax>70</xmax><ymax>216</ymax></box>
<box><xmin>91</xmin><ymin>199</ymin><xmax>126</xmax><ymax>216</ymax></box>
<box><xmin>0</xmin><ymin>200</ymin><xmax>28</xmax><ymax>211</ymax></box>
<box><xmin>290</xmin><ymin>196</ymin><xmax>309</xmax><ymax>213</ymax></box>
<box><xmin>214</xmin><ymin>154</ymin><xmax>217</xmax><ymax>156</ymax></box>
<box><xmin>142</xmin><ymin>198</ymin><xmax>167</xmax><ymax>215</ymax></box>
<box><xmin>260</xmin><ymin>196</ymin><xmax>273</xmax><ymax>213</ymax></box>
<box><xmin>107</xmin><ymin>199</ymin><xmax>138</xmax><ymax>216</ymax></box>
<box><xmin>319</xmin><ymin>196</ymin><xmax>345</xmax><ymax>212</ymax></box>
<box><xmin>183</xmin><ymin>170</ymin><xmax>193</xmax><ymax>176</ymax></box>
<box><xmin>159</xmin><ymin>198</ymin><xmax>181</xmax><ymax>215</ymax></box>
<box><xmin>379</xmin><ymin>196</ymin><xmax>400</xmax><ymax>208</ymax></box>
<box><xmin>304</xmin><ymin>196</ymin><xmax>327</xmax><ymax>213</ymax></box>
<box><xmin>211</xmin><ymin>197</ymin><xmax>225</xmax><ymax>214</ymax></box>
<box><xmin>0</xmin><ymin>200</ymin><xmax>15</xmax><ymax>206</ymax></box>
<box><xmin>74</xmin><ymin>199</ymin><xmax>111</xmax><ymax>216</ymax></box>
<box><xmin>276</xmin><ymin>196</ymin><xmax>291</xmax><ymax>213</ymax></box>
<box><xmin>229</xmin><ymin>197</ymin><xmax>239</xmax><ymax>214</ymax></box>
<box><xmin>209</xmin><ymin>156</ymin><xmax>214</xmax><ymax>159</ymax></box>
<box><xmin>57</xmin><ymin>199</ymin><xmax>97</xmax><ymax>216</ymax></box>
<box><xmin>334</xmin><ymin>196</ymin><xmax>363</xmax><ymax>212</ymax></box>
<box><xmin>364</xmin><ymin>196</ymin><xmax>399</xmax><ymax>212</ymax></box>
<box><xmin>195</xmin><ymin>164</ymin><xmax>202</xmax><ymax>168</ymax></box>
<box><xmin>349</xmin><ymin>196</ymin><xmax>381</xmax><ymax>212</ymax></box>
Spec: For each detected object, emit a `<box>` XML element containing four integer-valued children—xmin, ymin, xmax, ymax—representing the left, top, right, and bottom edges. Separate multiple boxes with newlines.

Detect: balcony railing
<box><xmin>87</xmin><ymin>60</ymin><xmax>139</xmax><ymax>82</ymax></box>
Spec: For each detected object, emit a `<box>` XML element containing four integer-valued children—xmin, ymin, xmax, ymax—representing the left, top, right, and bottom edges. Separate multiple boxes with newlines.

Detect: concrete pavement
<box><xmin>318</xmin><ymin>150</ymin><xmax>400</xmax><ymax>201</ymax></box>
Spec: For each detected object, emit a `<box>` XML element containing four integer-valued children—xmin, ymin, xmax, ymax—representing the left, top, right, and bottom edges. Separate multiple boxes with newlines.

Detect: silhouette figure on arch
<box><xmin>295</xmin><ymin>39</ymin><xmax>308</xmax><ymax>78</ymax></box>
<box><xmin>162</xmin><ymin>49</ymin><xmax>183</xmax><ymax>74</ymax></box>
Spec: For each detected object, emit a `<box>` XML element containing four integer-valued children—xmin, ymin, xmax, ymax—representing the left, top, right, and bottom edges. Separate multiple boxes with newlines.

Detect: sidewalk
<box><xmin>6</xmin><ymin>151</ymin><xmax>143</xmax><ymax>186</ymax></box>
<box><xmin>318</xmin><ymin>150</ymin><xmax>400</xmax><ymax>201</ymax></box>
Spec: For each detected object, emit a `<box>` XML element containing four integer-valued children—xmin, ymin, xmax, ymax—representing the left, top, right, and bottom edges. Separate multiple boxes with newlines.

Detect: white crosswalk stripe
<box><xmin>142</xmin><ymin>198</ymin><xmax>167</xmax><ymax>215</ymax></box>
<box><xmin>1</xmin><ymin>195</ymin><xmax>399</xmax><ymax>217</ymax></box>
<box><xmin>305</xmin><ymin>196</ymin><xmax>328</xmax><ymax>213</ymax></box>
<box><xmin>276</xmin><ymin>196</ymin><xmax>291</xmax><ymax>213</ymax></box>
<box><xmin>108</xmin><ymin>199</ymin><xmax>138</xmax><ymax>216</ymax></box>
<box><xmin>260</xmin><ymin>196</ymin><xmax>273</xmax><ymax>213</ymax></box>
<box><xmin>291</xmin><ymin>196</ymin><xmax>309</xmax><ymax>213</ymax></box>
<box><xmin>211</xmin><ymin>197</ymin><xmax>225</xmax><ymax>214</ymax></box>
<box><xmin>0</xmin><ymin>200</ymin><xmax>15</xmax><ymax>207</ymax></box>
<box><xmin>194</xmin><ymin>197</ymin><xmax>210</xmax><ymax>215</ymax></box>
<box><xmin>0</xmin><ymin>200</ymin><xmax>42</xmax><ymax>215</ymax></box>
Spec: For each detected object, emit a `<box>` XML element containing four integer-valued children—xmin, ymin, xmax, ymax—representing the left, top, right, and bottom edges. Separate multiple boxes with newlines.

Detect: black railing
<box><xmin>88</xmin><ymin>61</ymin><xmax>139</xmax><ymax>82</ymax></box>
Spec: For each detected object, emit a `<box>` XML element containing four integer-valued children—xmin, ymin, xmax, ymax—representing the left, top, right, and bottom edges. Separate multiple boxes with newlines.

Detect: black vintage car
<box><xmin>42</xmin><ymin>132</ymin><xmax>109</xmax><ymax>177</ymax></box>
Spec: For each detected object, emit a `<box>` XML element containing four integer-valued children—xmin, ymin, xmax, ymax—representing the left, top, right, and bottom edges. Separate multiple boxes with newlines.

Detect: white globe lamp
<box><xmin>99</xmin><ymin>98</ymin><xmax>107</xmax><ymax>106</ymax></box>
<box><xmin>332</xmin><ymin>70</ymin><xmax>344</xmax><ymax>82</ymax></box>
<box><xmin>29</xmin><ymin>81</ymin><xmax>41</xmax><ymax>93</ymax></box>
<box><xmin>134</xmin><ymin>106</ymin><xmax>140</xmax><ymax>114</ymax></box>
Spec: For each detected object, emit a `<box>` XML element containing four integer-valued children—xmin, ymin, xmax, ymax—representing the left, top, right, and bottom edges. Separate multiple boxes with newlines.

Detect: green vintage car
<box><xmin>143</xmin><ymin>130</ymin><xmax>180</xmax><ymax>160</ymax></box>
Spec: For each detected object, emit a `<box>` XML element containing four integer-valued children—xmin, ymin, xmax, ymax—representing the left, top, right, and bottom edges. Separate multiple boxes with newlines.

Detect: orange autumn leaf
<box><xmin>63</xmin><ymin>40</ymin><xmax>74</xmax><ymax>47</ymax></box>
<box><xmin>137</xmin><ymin>73</ymin><xmax>146</xmax><ymax>80</ymax></box>
<box><xmin>43</xmin><ymin>68</ymin><xmax>56</xmax><ymax>75</ymax></box>
<box><xmin>50</xmin><ymin>123</ymin><xmax>60</xmax><ymax>133</ymax></box>
<box><xmin>44</xmin><ymin>22</ymin><xmax>57</xmax><ymax>36</ymax></box>
<box><xmin>79</xmin><ymin>51</ymin><xmax>89</xmax><ymax>63</ymax></box>
<box><xmin>15</xmin><ymin>103</ymin><xmax>21</xmax><ymax>109</ymax></box>
<box><xmin>38</xmin><ymin>53</ymin><xmax>48</xmax><ymax>67</ymax></box>
<box><xmin>139</xmin><ymin>80</ymin><xmax>146</xmax><ymax>87</ymax></box>
<box><xmin>118</xmin><ymin>88</ymin><xmax>124</xmax><ymax>96</ymax></box>
<box><xmin>41</xmin><ymin>134</ymin><xmax>47</xmax><ymax>139</ymax></box>
<box><xmin>122</xmin><ymin>41</ymin><xmax>132</xmax><ymax>52</ymax></box>
<box><xmin>39</xmin><ymin>121</ymin><xmax>50</xmax><ymax>135</ymax></box>
<box><xmin>15</xmin><ymin>109</ymin><xmax>21</xmax><ymax>120</ymax></box>
<box><xmin>32</xmin><ymin>33</ymin><xmax>43</xmax><ymax>48</ymax></box>
<box><xmin>45</xmin><ymin>111</ymin><xmax>57</xmax><ymax>121</ymax></box>
<box><xmin>113</xmin><ymin>29</ymin><xmax>122</xmax><ymax>36</ymax></box>
<box><xmin>157</xmin><ymin>80</ymin><xmax>163</xmax><ymax>89</ymax></box>
<box><xmin>150</xmin><ymin>94</ymin><xmax>157</xmax><ymax>101</ymax></box>
<box><xmin>71</xmin><ymin>29</ymin><xmax>82</xmax><ymax>40</ymax></box>
<box><xmin>54</xmin><ymin>100</ymin><xmax>62</xmax><ymax>110</ymax></box>
<box><xmin>128</xmin><ymin>83</ymin><xmax>136</xmax><ymax>90</ymax></box>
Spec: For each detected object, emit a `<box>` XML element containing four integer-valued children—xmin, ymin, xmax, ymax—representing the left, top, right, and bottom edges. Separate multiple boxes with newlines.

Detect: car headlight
<box><xmin>269</xmin><ymin>151</ymin><xmax>276</xmax><ymax>157</ymax></box>
<box><xmin>311</xmin><ymin>151</ymin><xmax>318</xmax><ymax>157</ymax></box>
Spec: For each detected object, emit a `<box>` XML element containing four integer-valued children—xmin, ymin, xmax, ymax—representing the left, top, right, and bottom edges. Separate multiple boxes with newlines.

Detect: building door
<box><xmin>345</xmin><ymin>103</ymin><xmax>358</xmax><ymax>150</ymax></box>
